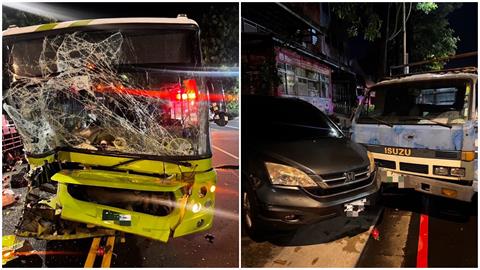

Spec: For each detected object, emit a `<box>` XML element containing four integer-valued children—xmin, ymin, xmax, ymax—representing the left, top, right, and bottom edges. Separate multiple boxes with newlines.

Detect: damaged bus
<box><xmin>352</xmin><ymin>66</ymin><xmax>477</xmax><ymax>202</ymax></box>
<box><xmin>2</xmin><ymin>16</ymin><xmax>217</xmax><ymax>242</ymax></box>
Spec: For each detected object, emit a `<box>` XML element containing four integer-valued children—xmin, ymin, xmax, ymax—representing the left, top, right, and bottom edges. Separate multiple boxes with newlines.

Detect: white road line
<box><xmin>212</xmin><ymin>145</ymin><xmax>239</xmax><ymax>160</ymax></box>
<box><xmin>225</xmin><ymin>125</ymin><xmax>239</xmax><ymax>129</ymax></box>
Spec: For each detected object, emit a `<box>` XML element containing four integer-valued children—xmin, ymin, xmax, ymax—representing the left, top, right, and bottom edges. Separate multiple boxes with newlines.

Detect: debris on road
<box><xmin>2</xmin><ymin>188</ymin><xmax>19</xmax><ymax>209</ymax></box>
<box><xmin>371</xmin><ymin>227</ymin><xmax>380</xmax><ymax>241</ymax></box>
<box><xmin>205</xmin><ymin>234</ymin><xmax>215</xmax><ymax>243</ymax></box>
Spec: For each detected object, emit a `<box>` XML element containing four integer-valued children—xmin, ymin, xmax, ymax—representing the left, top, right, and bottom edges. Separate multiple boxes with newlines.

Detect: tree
<box><xmin>199</xmin><ymin>5</ymin><xmax>239</xmax><ymax>67</ymax></box>
<box><xmin>2</xmin><ymin>6</ymin><xmax>56</xmax><ymax>30</ymax></box>
<box><xmin>199</xmin><ymin>5</ymin><xmax>239</xmax><ymax>116</ymax></box>
<box><xmin>409</xmin><ymin>3</ymin><xmax>461</xmax><ymax>70</ymax></box>
<box><xmin>331</xmin><ymin>3</ymin><xmax>461</xmax><ymax>76</ymax></box>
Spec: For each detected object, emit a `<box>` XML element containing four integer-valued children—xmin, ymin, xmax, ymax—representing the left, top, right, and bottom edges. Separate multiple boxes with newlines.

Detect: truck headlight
<box><xmin>433</xmin><ymin>166</ymin><xmax>466</xmax><ymax>177</ymax></box>
<box><xmin>450</xmin><ymin>167</ymin><xmax>465</xmax><ymax>177</ymax></box>
<box><xmin>265</xmin><ymin>162</ymin><xmax>318</xmax><ymax>187</ymax></box>
<box><xmin>434</xmin><ymin>166</ymin><xmax>450</xmax><ymax>176</ymax></box>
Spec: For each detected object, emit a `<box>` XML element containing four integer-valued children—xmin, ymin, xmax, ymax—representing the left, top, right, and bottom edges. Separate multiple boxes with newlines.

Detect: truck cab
<box><xmin>352</xmin><ymin>69</ymin><xmax>477</xmax><ymax>202</ymax></box>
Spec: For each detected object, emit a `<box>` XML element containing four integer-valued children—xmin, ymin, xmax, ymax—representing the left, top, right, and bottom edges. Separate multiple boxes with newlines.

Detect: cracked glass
<box><xmin>3</xmin><ymin>27</ymin><xmax>209</xmax><ymax>157</ymax></box>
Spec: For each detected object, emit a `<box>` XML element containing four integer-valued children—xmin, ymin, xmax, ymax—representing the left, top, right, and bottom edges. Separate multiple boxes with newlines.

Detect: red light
<box><xmin>176</xmin><ymin>93</ymin><xmax>181</xmax><ymax>100</ymax></box>
<box><xmin>183</xmin><ymin>79</ymin><xmax>198</xmax><ymax>100</ymax></box>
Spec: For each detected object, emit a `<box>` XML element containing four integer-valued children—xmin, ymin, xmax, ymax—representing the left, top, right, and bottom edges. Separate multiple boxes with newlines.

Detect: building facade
<box><xmin>242</xmin><ymin>3</ymin><xmax>363</xmax><ymax>123</ymax></box>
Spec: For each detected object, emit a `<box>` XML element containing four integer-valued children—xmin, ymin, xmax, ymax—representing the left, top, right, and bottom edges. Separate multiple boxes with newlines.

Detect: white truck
<box><xmin>352</xmin><ymin>67</ymin><xmax>477</xmax><ymax>202</ymax></box>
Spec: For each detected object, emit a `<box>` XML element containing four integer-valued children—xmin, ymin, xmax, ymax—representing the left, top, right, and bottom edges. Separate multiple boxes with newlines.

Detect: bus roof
<box><xmin>3</xmin><ymin>16</ymin><xmax>198</xmax><ymax>36</ymax></box>
<box><xmin>373</xmin><ymin>72</ymin><xmax>477</xmax><ymax>88</ymax></box>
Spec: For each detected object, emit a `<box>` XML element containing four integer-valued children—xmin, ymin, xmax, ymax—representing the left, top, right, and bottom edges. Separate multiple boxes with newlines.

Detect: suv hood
<box><xmin>258</xmin><ymin>138</ymin><xmax>370</xmax><ymax>175</ymax></box>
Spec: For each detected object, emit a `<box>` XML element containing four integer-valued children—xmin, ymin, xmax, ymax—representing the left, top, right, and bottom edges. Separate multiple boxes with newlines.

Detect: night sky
<box><xmin>346</xmin><ymin>2</ymin><xmax>477</xmax><ymax>78</ymax></box>
<box><xmin>4</xmin><ymin>2</ymin><xmax>477</xmax><ymax>78</ymax></box>
<box><xmin>449</xmin><ymin>2</ymin><xmax>477</xmax><ymax>54</ymax></box>
<box><xmin>4</xmin><ymin>2</ymin><xmax>238</xmax><ymax>29</ymax></box>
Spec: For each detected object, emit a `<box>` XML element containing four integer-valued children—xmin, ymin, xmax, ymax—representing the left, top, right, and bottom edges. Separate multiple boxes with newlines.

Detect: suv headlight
<box><xmin>265</xmin><ymin>162</ymin><xmax>318</xmax><ymax>187</ymax></box>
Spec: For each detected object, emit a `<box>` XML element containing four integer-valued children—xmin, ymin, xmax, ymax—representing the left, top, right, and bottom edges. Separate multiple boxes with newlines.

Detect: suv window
<box><xmin>246</xmin><ymin>96</ymin><xmax>343</xmax><ymax>141</ymax></box>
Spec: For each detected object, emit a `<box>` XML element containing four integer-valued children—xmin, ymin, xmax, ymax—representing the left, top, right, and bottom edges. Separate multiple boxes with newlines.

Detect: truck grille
<box><xmin>399</xmin><ymin>162</ymin><xmax>429</xmax><ymax>174</ymax></box>
<box><xmin>374</xmin><ymin>159</ymin><xmax>396</xmax><ymax>169</ymax></box>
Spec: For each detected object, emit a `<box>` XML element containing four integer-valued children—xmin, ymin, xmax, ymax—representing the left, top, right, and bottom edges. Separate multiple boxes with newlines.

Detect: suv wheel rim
<box><xmin>243</xmin><ymin>192</ymin><xmax>253</xmax><ymax>229</ymax></box>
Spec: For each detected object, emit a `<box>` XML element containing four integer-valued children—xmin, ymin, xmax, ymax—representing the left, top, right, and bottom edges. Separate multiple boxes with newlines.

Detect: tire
<box><xmin>214</xmin><ymin>112</ymin><xmax>228</xmax><ymax>126</ymax></box>
<box><xmin>242</xmin><ymin>189</ymin><xmax>264</xmax><ymax>240</ymax></box>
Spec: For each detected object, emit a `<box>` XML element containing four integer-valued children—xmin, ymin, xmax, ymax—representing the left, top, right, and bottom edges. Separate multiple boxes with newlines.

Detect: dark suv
<box><xmin>242</xmin><ymin>95</ymin><xmax>379</xmax><ymax>236</ymax></box>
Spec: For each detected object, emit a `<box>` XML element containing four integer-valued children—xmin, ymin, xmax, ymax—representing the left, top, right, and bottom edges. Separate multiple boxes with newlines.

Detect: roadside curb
<box><xmin>354</xmin><ymin>206</ymin><xmax>385</xmax><ymax>267</ymax></box>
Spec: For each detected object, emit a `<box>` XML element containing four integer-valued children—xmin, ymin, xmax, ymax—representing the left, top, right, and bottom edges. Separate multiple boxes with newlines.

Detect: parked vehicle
<box><xmin>242</xmin><ymin>95</ymin><xmax>379</xmax><ymax>237</ymax></box>
<box><xmin>3</xmin><ymin>16</ymin><xmax>216</xmax><ymax>242</ymax></box>
<box><xmin>352</xmin><ymin>67</ymin><xmax>477</xmax><ymax>202</ymax></box>
<box><xmin>207</xmin><ymin>80</ymin><xmax>229</xmax><ymax>127</ymax></box>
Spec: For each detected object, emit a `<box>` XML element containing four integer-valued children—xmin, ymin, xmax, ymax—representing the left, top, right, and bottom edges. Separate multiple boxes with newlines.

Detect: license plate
<box><xmin>344</xmin><ymin>198</ymin><xmax>368</xmax><ymax>217</ymax></box>
<box><xmin>386</xmin><ymin>171</ymin><xmax>406</xmax><ymax>188</ymax></box>
<box><xmin>102</xmin><ymin>210</ymin><xmax>131</xmax><ymax>226</ymax></box>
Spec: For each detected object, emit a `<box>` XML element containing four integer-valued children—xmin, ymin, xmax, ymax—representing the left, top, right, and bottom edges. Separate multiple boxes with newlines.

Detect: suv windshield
<box><xmin>245</xmin><ymin>96</ymin><xmax>343</xmax><ymax>141</ymax></box>
<box><xmin>3</xmin><ymin>27</ymin><xmax>210</xmax><ymax>158</ymax></box>
<box><xmin>358</xmin><ymin>79</ymin><xmax>470</xmax><ymax>126</ymax></box>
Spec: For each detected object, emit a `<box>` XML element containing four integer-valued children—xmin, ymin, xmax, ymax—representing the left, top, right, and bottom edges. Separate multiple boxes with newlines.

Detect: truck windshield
<box><xmin>3</xmin><ymin>27</ymin><xmax>210</xmax><ymax>158</ymax></box>
<box><xmin>357</xmin><ymin>79</ymin><xmax>470</xmax><ymax>126</ymax></box>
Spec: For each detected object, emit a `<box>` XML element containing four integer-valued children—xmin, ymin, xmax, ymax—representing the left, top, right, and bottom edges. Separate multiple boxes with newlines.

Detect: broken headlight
<box><xmin>265</xmin><ymin>162</ymin><xmax>318</xmax><ymax>187</ymax></box>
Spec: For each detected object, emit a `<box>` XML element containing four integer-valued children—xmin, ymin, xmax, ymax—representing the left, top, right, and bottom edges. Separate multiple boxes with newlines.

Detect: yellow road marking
<box><xmin>101</xmin><ymin>236</ymin><xmax>116</xmax><ymax>268</ymax></box>
<box><xmin>84</xmin><ymin>237</ymin><xmax>101</xmax><ymax>268</ymax></box>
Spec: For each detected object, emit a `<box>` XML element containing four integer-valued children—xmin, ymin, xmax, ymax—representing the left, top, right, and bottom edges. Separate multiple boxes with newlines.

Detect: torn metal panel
<box><xmin>374</xmin><ymin>72</ymin><xmax>477</xmax><ymax>87</ymax></box>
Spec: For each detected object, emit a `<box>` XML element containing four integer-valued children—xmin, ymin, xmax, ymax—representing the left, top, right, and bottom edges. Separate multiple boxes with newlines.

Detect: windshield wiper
<box><xmin>108</xmin><ymin>157</ymin><xmax>192</xmax><ymax>169</ymax></box>
<box><xmin>364</xmin><ymin>115</ymin><xmax>393</xmax><ymax>128</ymax></box>
<box><xmin>408</xmin><ymin>116</ymin><xmax>452</xmax><ymax>129</ymax></box>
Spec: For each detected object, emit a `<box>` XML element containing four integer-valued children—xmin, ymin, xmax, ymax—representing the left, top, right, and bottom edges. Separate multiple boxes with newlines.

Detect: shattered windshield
<box><xmin>3</xmin><ymin>28</ymin><xmax>210</xmax><ymax>157</ymax></box>
<box><xmin>358</xmin><ymin>79</ymin><xmax>471</xmax><ymax>126</ymax></box>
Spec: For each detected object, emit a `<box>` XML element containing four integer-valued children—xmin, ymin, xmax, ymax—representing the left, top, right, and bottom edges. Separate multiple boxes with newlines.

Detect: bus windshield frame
<box><xmin>3</xmin><ymin>23</ymin><xmax>212</xmax><ymax>160</ymax></box>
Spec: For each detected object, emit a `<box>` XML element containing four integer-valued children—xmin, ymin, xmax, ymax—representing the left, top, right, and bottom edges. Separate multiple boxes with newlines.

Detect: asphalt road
<box><xmin>357</xmin><ymin>187</ymin><xmax>478</xmax><ymax>268</ymax></box>
<box><xmin>3</xmin><ymin>118</ymin><xmax>240</xmax><ymax>268</ymax></box>
<box><xmin>241</xmin><ymin>183</ymin><xmax>477</xmax><ymax>268</ymax></box>
<box><xmin>111</xmin><ymin>118</ymin><xmax>240</xmax><ymax>267</ymax></box>
<box><xmin>241</xmin><ymin>200</ymin><xmax>382</xmax><ymax>267</ymax></box>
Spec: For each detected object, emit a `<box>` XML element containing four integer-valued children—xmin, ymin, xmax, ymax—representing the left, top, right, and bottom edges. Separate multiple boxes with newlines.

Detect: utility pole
<box><xmin>403</xmin><ymin>2</ymin><xmax>409</xmax><ymax>74</ymax></box>
<box><xmin>383</xmin><ymin>3</ymin><xmax>390</xmax><ymax>76</ymax></box>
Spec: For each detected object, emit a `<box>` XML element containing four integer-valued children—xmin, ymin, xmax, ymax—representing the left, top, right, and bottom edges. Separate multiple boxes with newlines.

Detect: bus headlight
<box><xmin>450</xmin><ymin>167</ymin><xmax>465</xmax><ymax>177</ymax></box>
<box><xmin>191</xmin><ymin>202</ymin><xmax>202</xmax><ymax>213</ymax></box>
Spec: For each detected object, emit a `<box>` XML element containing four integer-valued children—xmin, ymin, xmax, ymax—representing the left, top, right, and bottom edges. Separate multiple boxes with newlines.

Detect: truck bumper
<box><xmin>378</xmin><ymin>169</ymin><xmax>475</xmax><ymax>202</ymax></box>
